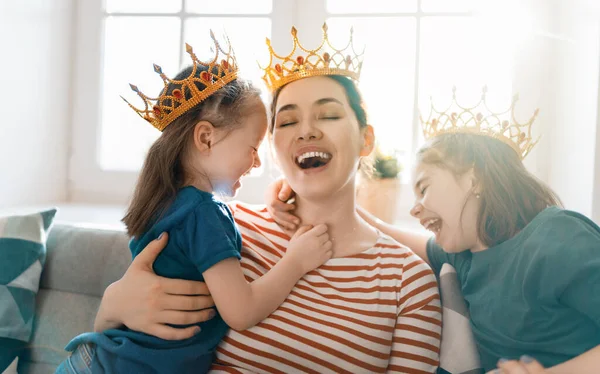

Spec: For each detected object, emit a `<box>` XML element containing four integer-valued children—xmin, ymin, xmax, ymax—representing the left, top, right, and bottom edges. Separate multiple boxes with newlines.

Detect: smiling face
<box><xmin>410</xmin><ymin>162</ymin><xmax>482</xmax><ymax>253</ymax></box>
<box><xmin>191</xmin><ymin>98</ymin><xmax>268</xmax><ymax>197</ymax></box>
<box><xmin>271</xmin><ymin>76</ymin><xmax>374</xmax><ymax>200</ymax></box>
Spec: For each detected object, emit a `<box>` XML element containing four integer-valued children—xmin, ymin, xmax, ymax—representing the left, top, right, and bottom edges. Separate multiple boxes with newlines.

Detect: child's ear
<box><xmin>467</xmin><ymin>167</ymin><xmax>481</xmax><ymax>193</ymax></box>
<box><xmin>193</xmin><ymin>121</ymin><xmax>215</xmax><ymax>152</ymax></box>
<box><xmin>359</xmin><ymin>125</ymin><xmax>375</xmax><ymax>157</ymax></box>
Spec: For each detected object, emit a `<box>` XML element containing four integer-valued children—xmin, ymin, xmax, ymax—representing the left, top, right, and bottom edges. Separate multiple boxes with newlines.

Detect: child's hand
<box><xmin>286</xmin><ymin>224</ymin><xmax>333</xmax><ymax>274</ymax></box>
<box><xmin>265</xmin><ymin>178</ymin><xmax>300</xmax><ymax>231</ymax></box>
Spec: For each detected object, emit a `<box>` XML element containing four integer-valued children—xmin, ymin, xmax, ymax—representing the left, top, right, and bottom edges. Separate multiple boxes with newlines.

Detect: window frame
<box><xmin>69</xmin><ymin>0</ymin><xmax>294</xmax><ymax>203</ymax></box>
<box><xmin>69</xmin><ymin>0</ymin><xmax>508</xmax><ymax>205</ymax></box>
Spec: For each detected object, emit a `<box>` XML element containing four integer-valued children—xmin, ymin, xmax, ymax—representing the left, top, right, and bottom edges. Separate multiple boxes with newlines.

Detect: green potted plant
<box><xmin>357</xmin><ymin>146</ymin><xmax>404</xmax><ymax>223</ymax></box>
<box><xmin>372</xmin><ymin>147</ymin><xmax>403</xmax><ymax>179</ymax></box>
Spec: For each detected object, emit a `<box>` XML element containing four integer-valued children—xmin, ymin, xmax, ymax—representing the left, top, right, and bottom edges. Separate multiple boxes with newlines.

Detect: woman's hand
<box><xmin>95</xmin><ymin>233</ymin><xmax>216</xmax><ymax>340</ymax></box>
<box><xmin>487</xmin><ymin>356</ymin><xmax>550</xmax><ymax>374</ymax></box>
<box><xmin>265</xmin><ymin>177</ymin><xmax>300</xmax><ymax>231</ymax></box>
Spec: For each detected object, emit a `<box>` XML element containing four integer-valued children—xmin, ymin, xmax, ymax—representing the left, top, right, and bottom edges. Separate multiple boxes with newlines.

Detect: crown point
<box><xmin>291</xmin><ymin>27</ymin><xmax>298</xmax><ymax>37</ymax></box>
<box><xmin>185</xmin><ymin>43</ymin><xmax>193</xmax><ymax>54</ymax></box>
<box><xmin>172</xmin><ymin>89</ymin><xmax>183</xmax><ymax>99</ymax></box>
<box><xmin>153</xmin><ymin>64</ymin><xmax>163</xmax><ymax>74</ymax></box>
<box><xmin>534</xmin><ymin>108</ymin><xmax>540</xmax><ymax>116</ymax></box>
<box><xmin>129</xmin><ymin>84</ymin><xmax>139</xmax><ymax>92</ymax></box>
<box><xmin>209</xmin><ymin>29</ymin><xmax>216</xmax><ymax>40</ymax></box>
<box><xmin>200</xmin><ymin>71</ymin><xmax>211</xmax><ymax>82</ymax></box>
<box><xmin>322</xmin><ymin>23</ymin><xmax>328</xmax><ymax>33</ymax></box>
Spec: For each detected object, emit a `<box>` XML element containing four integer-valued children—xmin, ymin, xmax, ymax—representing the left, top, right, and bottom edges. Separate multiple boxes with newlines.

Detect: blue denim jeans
<box><xmin>55</xmin><ymin>343</ymin><xmax>95</xmax><ymax>374</ymax></box>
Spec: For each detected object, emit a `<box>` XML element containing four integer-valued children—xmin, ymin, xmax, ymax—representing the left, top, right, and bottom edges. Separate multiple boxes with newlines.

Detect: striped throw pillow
<box><xmin>0</xmin><ymin>209</ymin><xmax>57</xmax><ymax>372</ymax></box>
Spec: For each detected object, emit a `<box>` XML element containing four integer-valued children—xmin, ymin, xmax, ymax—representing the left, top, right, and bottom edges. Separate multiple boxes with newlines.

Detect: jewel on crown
<box><xmin>419</xmin><ymin>86</ymin><xmax>540</xmax><ymax>159</ymax></box>
<box><xmin>122</xmin><ymin>31</ymin><xmax>239</xmax><ymax>132</ymax></box>
<box><xmin>261</xmin><ymin>23</ymin><xmax>365</xmax><ymax>93</ymax></box>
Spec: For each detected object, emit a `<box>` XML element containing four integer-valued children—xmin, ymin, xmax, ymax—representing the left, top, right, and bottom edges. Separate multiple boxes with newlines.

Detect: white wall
<box><xmin>544</xmin><ymin>1</ymin><xmax>600</xmax><ymax>217</ymax></box>
<box><xmin>0</xmin><ymin>0</ymin><xmax>74</xmax><ymax>208</ymax></box>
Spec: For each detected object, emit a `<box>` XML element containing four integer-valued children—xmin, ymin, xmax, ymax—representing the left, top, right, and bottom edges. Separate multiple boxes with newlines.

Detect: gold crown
<box><xmin>261</xmin><ymin>23</ymin><xmax>365</xmax><ymax>92</ymax></box>
<box><xmin>122</xmin><ymin>31</ymin><xmax>239</xmax><ymax>132</ymax></box>
<box><xmin>419</xmin><ymin>87</ymin><xmax>540</xmax><ymax>159</ymax></box>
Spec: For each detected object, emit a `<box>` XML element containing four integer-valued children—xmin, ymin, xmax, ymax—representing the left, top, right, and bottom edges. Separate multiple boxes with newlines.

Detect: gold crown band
<box><xmin>122</xmin><ymin>31</ymin><xmax>239</xmax><ymax>132</ymax></box>
<box><xmin>261</xmin><ymin>23</ymin><xmax>364</xmax><ymax>92</ymax></box>
<box><xmin>420</xmin><ymin>87</ymin><xmax>540</xmax><ymax>160</ymax></box>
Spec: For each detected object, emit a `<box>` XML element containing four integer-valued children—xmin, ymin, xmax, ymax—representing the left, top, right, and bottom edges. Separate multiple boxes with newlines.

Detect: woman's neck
<box><xmin>291</xmin><ymin>183</ymin><xmax>378</xmax><ymax>258</ymax></box>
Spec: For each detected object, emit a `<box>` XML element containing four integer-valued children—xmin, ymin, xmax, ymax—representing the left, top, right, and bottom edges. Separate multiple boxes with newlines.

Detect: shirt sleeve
<box><xmin>386</xmin><ymin>256</ymin><xmax>441</xmax><ymax>373</ymax></box>
<box><xmin>177</xmin><ymin>201</ymin><xmax>242</xmax><ymax>274</ymax></box>
<box><xmin>425</xmin><ymin>237</ymin><xmax>448</xmax><ymax>275</ymax></box>
<box><xmin>549</xmin><ymin>211</ymin><xmax>600</xmax><ymax>326</ymax></box>
<box><xmin>426</xmin><ymin>237</ymin><xmax>472</xmax><ymax>277</ymax></box>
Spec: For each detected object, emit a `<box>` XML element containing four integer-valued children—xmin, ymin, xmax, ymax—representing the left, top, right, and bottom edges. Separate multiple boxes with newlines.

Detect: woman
<box><xmin>93</xmin><ymin>25</ymin><xmax>442</xmax><ymax>373</ymax></box>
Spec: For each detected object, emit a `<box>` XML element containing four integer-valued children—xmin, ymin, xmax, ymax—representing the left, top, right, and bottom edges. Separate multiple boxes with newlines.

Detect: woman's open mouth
<box><xmin>295</xmin><ymin>151</ymin><xmax>332</xmax><ymax>170</ymax></box>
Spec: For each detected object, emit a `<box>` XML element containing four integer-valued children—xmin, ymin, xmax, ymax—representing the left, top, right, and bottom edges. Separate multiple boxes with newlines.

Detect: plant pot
<box><xmin>356</xmin><ymin>176</ymin><xmax>401</xmax><ymax>224</ymax></box>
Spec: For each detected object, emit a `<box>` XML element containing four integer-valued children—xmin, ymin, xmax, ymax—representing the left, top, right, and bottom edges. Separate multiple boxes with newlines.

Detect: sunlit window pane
<box><xmin>186</xmin><ymin>0</ymin><xmax>272</xmax><ymax>14</ymax></box>
<box><xmin>105</xmin><ymin>0</ymin><xmax>182</xmax><ymax>13</ymax></box>
<box><xmin>418</xmin><ymin>17</ymin><xmax>514</xmax><ymax>147</ymax></box>
<box><xmin>327</xmin><ymin>0</ymin><xmax>416</xmax><ymax>13</ymax></box>
<box><xmin>420</xmin><ymin>0</ymin><xmax>475</xmax><ymax>12</ymax></box>
<box><xmin>327</xmin><ymin>17</ymin><xmax>416</xmax><ymax>163</ymax></box>
<box><xmin>100</xmin><ymin>17</ymin><xmax>181</xmax><ymax>171</ymax></box>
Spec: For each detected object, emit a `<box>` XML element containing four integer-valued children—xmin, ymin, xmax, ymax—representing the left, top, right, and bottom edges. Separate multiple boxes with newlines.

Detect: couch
<box><xmin>17</xmin><ymin>224</ymin><xmax>130</xmax><ymax>373</ymax></box>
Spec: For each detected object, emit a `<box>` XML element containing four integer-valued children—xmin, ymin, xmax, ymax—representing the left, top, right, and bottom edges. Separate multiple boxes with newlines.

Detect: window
<box><xmin>326</xmin><ymin>0</ymin><xmax>514</xmax><ymax>179</ymax></box>
<box><xmin>71</xmin><ymin>0</ymin><xmax>518</xmax><ymax>203</ymax></box>
<box><xmin>100</xmin><ymin>0</ymin><xmax>272</xmax><ymax>171</ymax></box>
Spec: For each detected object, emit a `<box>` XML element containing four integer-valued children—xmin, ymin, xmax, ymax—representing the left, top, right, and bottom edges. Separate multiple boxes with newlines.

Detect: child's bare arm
<box><xmin>202</xmin><ymin>224</ymin><xmax>332</xmax><ymax>330</ymax></box>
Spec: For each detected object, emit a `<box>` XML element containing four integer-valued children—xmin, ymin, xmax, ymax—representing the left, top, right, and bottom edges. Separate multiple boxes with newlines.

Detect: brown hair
<box><xmin>122</xmin><ymin>65</ymin><xmax>261</xmax><ymax>238</ymax></box>
<box><xmin>267</xmin><ymin>75</ymin><xmax>372</xmax><ymax>171</ymax></box>
<box><xmin>417</xmin><ymin>133</ymin><xmax>562</xmax><ymax>247</ymax></box>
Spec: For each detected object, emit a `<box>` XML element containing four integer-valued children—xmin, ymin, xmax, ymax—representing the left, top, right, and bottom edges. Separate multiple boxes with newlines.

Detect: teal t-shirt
<box><xmin>427</xmin><ymin>206</ymin><xmax>600</xmax><ymax>371</ymax></box>
<box><xmin>64</xmin><ymin>186</ymin><xmax>242</xmax><ymax>373</ymax></box>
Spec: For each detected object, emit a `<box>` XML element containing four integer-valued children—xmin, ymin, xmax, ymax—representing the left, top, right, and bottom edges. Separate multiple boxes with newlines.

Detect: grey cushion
<box><xmin>40</xmin><ymin>225</ymin><xmax>131</xmax><ymax>297</ymax></box>
<box><xmin>438</xmin><ymin>263</ymin><xmax>483</xmax><ymax>374</ymax></box>
<box><xmin>18</xmin><ymin>224</ymin><xmax>131</xmax><ymax>373</ymax></box>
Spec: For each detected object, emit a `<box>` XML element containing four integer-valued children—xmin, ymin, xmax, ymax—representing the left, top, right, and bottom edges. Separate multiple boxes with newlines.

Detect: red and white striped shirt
<box><xmin>210</xmin><ymin>202</ymin><xmax>441</xmax><ymax>374</ymax></box>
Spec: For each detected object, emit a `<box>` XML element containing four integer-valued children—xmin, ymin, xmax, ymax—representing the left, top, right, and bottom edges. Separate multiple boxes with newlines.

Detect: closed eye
<box><xmin>279</xmin><ymin>121</ymin><xmax>297</xmax><ymax>127</ymax></box>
